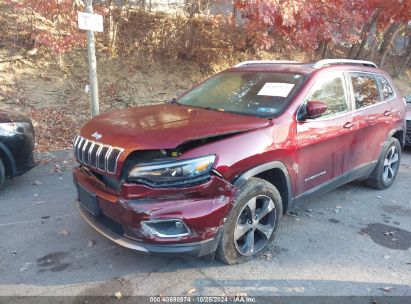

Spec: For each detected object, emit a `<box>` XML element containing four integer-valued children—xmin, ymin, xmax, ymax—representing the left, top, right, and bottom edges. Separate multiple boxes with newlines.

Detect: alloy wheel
<box><xmin>382</xmin><ymin>146</ymin><xmax>399</xmax><ymax>184</ymax></box>
<box><xmin>234</xmin><ymin>195</ymin><xmax>277</xmax><ymax>256</ymax></box>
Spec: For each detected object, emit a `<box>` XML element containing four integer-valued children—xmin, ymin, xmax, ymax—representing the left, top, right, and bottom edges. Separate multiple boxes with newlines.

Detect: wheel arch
<box><xmin>0</xmin><ymin>142</ymin><xmax>17</xmax><ymax>177</ymax></box>
<box><xmin>389</xmin><ymin>127</ymin><xmax>405</xmax><ymax>149</ymax></box>
<box><xmin>233</xmin><ymin>161</ymin><xmax>292</xmax><ymax>214</ymax></box>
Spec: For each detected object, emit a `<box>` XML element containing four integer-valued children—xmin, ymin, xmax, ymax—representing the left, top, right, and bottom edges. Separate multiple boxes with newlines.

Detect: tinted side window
<box><xmin>350</xmin><ymin>73</ymin><xmax>380</xmax><ymax>109</ymax></box>
<box><xmin>375</xmin><ymin>75</ymin><xmax>395</xmax><ymax>101</ymax></box>
<box><xmin>305</xmin><ymin>73</ymin><xmax>348</xmax><ymax>117</ymax></box>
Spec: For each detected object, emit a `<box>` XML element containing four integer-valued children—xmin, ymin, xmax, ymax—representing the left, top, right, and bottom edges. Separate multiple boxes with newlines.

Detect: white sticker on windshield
<box><xmin>257</xmin><ymin>82</ymin><xmax>295</xmax><ymax>97</ymax></box>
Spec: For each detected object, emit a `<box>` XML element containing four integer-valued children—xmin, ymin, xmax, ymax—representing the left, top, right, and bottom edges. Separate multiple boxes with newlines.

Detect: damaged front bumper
<box><xmin>73</xmin><ymin>167</ymin><xmax>236</xmax><ymax>257</ymax></box>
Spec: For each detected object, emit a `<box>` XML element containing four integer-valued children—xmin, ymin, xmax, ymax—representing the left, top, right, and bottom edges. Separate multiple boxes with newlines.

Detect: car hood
<box><xmin>0</xmin><ymin>110</ymin><xmax>31</xmax><ymax>123</ymax></box>
<box><xmin>79</xmin><ymin>104</ymin><xmax>270</xmax><ymax>150</ymax></box>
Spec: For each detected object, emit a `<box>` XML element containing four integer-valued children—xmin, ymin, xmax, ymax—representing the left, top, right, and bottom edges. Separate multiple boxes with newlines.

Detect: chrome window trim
<box><xmin>347</xmin><ymin>71</ymin><xmax>396</xmax><ymax>111</ymax></box>
<box><xmin>296</xmin><ymin>71</ymin><xmax>351</xmax><ymax>122</ymax></box>
<box><xmin>296</xmin><ymin>70</ymin><xmax>397</xmax><ymax>123</ymax></box>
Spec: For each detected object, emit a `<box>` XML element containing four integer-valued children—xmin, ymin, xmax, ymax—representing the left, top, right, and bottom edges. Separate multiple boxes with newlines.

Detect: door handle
<box><xmin>343</xmin><ymin>122</ymin><xmax>355</xmax><ymax>129</ymax></box>
<box><xmin>384</xmin><ymin>110</ymin><xmax>392</xmax><ymax>116</ymax></box>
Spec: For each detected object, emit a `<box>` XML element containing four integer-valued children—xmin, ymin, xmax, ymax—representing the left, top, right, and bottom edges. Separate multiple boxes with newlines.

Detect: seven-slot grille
<box><xmin>73</xmin><ymin>135</ymin><xmax>124</xmax><ymax>174</ymax></box>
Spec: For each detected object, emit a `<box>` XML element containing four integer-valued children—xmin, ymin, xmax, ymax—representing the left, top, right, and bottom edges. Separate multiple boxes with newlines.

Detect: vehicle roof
<box><xmin>229</xmin><ymin>62</ymin><xmax>385</xmax><ymax>76</ymax></box>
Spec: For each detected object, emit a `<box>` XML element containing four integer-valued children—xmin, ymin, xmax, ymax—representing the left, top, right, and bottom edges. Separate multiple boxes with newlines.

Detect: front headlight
<box><xmin>127</xmin><ymin>155</ymin><xmax>216</xmax><ymax>187</ymax></box>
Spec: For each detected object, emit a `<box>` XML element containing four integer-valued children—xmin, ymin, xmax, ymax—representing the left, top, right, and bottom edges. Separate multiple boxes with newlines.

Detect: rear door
<box><xmin>348</xmin><ymin>72</ymin><xmax>393</xmax><ymax>174</ymax></box>
<box><xmin>296</xmin><ymin>72</ymin><xmax>356</xmax><ymax>196</ymax></box>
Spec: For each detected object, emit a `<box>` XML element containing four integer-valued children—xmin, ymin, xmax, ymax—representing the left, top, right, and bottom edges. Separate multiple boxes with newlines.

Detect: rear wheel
<box><xmin>0</xmin><ymin>158</ymin><xmax>5</xmax><ymax>190</ymax></box>
<box><xmin>216</xmin><ymin>177</ymin><xmax>282</xmax><ymax>264</ymax></box>
<box><xmin>365</xmin><ymin>137</ymin><xmax>401</xmax><ymax>190</ymax></box>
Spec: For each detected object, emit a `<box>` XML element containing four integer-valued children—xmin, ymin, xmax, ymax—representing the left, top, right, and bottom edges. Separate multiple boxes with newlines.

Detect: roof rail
<box><xmin>313</xmin><ymin>59</ymin><xmax>378</xmax><ymax>69</ymax></box>
<box><xmin>234</xmin><ymin>60</ymin><xmax>299</xmax><ymax>67</ymax></box>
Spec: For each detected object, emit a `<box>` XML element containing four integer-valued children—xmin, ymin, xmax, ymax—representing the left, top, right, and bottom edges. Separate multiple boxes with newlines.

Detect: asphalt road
<box><xmin>0</xmin><ymin>149</ymin><xmax>411</xmax><ymax>298</ymax></box>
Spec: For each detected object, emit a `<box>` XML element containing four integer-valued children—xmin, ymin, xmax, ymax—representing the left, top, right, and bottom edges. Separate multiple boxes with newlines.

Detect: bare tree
<box><xmin>379</xmin><ymin>22</ymin><xmax>402</xmax><ymax>66</ymax></box>
<box><xmin>397</xmin><ymin>32</ymin><xmax>411</xmax><ymax>77</ymax></box>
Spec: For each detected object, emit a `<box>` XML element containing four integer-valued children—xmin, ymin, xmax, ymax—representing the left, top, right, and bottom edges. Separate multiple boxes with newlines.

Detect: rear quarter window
<box><xmin>349</xmin><ymin>73</ymin><xmax>381</xmax><ymax>109</ymax></box>
<box><xmin>375</xmin><ymin>75</ymin><xmax>395</xmax><ymax>101</ymax></box>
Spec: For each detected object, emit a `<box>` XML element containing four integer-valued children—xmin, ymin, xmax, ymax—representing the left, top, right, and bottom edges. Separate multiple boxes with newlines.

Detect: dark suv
<box><xmin>406</xmin><ymin>95</ymin><xmax>411</xmax><ymax>146</ymax></box>
<box><xmin>0</xmin><ymin>110</ymin><xmax>36</xmax><ymax>189</ymax></box>
<box><xmin>73</xmin><ymin>59</ymin><xmax>406</xmax><ymax>264</ymax></box>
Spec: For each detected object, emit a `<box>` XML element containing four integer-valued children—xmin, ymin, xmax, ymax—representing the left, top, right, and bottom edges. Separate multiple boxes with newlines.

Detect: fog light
<box><xmin>141</xmin><ymin>219</ymin><xmax>190</xmax><ymax>238</ymax></box>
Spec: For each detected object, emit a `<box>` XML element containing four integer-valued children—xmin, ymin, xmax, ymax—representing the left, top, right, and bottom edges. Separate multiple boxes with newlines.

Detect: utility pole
<box><xmin>85</xmin><ymin>0</ymin><xmax>100</xmax><ymax>117</ymax></box>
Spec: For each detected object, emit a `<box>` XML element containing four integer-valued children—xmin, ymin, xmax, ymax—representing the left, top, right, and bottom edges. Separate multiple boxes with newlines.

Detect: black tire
<box><xmin>0</xmin><ymin>158</ymin><xmax>5</xmax><ymax>190</ymax></box>
<box><xmin>216</xmin><ymin>177</ymin><xmax>283</xmax><ymax>265</ymax></box>
<box><xmin>365</xmin><ymin>137</ymin><xmax>401</xmax><ymax>190</ymax></box>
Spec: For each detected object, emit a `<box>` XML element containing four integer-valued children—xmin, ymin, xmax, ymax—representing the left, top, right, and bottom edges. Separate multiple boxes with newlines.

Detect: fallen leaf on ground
<box><xmin>88</xmin><ymin>240</ymin><xmax>96</xmax><ymax>247</ymax></box>
<box><xmin>379</xmin><ymin>287</ymin><xmax>393</xmax><ymax>292</ymax></box>
<box><xmin>383</xmin><ymin>231</ymin><xmax>395</xmax><ymax>236</ymax></box>
<box><xmin>306</xmin><ymin>209</ymin><xmax>313</xmax><ymax>212</ymax></box>
<box><xmin>384</xmin><ymin>255</ymin><xmax>391</xmax><ymax>259</ymax></box>
<box><xmin>58</xmin><ymin>230</ymin><xmax>69</xmax><ymax>236</ymax></box>
<box><xmin>19</xmin><ymin>262</ymin><xmax>32</xmax><ymax>272</ymax></box>
<box><xmin>187</xmin><ymin>288</ymin><xmax>196</xmax><ymax>295</ymax></box>
<box><xmin>32</xmin><ymin>180</ymin><xmax>42</xmax><ymax>185</ymax></box>
<box><xmin>262</xmin><ymin>252</ymin><xmax>272</xmax><ymax>260</ymax></box>
<box><xmin>114</xmin><ymin>292</ymin><xmax>122</xmax><ymax>299</ymax></box>
<box><xmin>34</xmin><ymin>201</ymin><xmax>47</xmax><ymax>205</ymax></box>
<box><xmin>376</xmin><ymin>195</ymin><xmax>382</xmax><ymax>199</ymax></box>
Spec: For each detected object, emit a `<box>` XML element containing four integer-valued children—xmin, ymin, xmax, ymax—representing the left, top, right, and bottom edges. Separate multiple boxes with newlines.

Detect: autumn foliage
<box><xmin>3</xmin><ymin>0</ymin><xmax>411</xmax><ymax>70</ymax></box>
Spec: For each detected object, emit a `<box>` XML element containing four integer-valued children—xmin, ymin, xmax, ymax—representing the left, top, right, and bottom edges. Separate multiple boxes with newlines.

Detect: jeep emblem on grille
<box><xmin>91</xmin><ymin>132</ymin><xmax>102</xmax><ymax>140</ymax></box>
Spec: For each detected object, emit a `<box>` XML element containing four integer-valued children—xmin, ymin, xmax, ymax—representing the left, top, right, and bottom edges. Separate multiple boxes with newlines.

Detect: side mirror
<box><xmin>305</xmin><ymin>100</ymin><xmax>327</xmax><ymax>119</ymax></box>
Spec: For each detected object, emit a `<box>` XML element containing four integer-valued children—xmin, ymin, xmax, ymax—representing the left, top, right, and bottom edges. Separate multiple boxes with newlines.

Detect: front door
<box><xmin>295</xmin><ymin>72</ymin><xmax>356</xmax><ymax>197</ymax></box>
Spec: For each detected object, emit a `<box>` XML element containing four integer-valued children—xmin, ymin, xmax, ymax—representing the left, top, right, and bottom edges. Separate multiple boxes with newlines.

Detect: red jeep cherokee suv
<box><xmin>73</xmin><ymin>59</ymin><xmax>406</xmax><ymax>264</ymax></box>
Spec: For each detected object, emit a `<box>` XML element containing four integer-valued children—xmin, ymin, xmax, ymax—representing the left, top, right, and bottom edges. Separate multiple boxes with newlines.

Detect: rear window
<box><xmin>375</xmin><ymin>75</ymin><xmax>395</xmax><ymax>101</ymax></box>
<box><xmin>178</xmin><ymin>72</ymin><xmax>304</xmax><ymax>117</ymax></box>
<box><xmin>350</xmin><ymin>73</ymin><xmax>381</xmax><ymax>109</ymax></box>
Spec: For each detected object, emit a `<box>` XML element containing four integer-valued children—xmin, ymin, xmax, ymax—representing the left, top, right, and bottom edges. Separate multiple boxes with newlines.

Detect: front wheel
<box><xmin>365</xmin><ymin>137</ymin><xmax>401</xmax><ymax>190</ymax></box>
<box><xmin>216</xmin><ymin>177</ymin><xmax>282</xmax><ymax>265</ymax></box>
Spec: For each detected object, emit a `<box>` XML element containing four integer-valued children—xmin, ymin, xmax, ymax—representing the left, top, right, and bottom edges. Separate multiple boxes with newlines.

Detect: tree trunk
<box><xmin>348</xmin><ymin>43</ymin><xmax>358</xmax><ymax>59</ymax></box>
<box><xmin>397</xmin><ymin>51</ymin><xmax>411</xmax><ymax>77</ymax></box>
<box><xmin>369</xmin><ymin>34</ymin><xmax>379</xmax><ymax>60</ymax></box>
<box><xmin>354</xmin><ymin>9</ymin><xmax>379</xmax><ymax>59</ymax></box>
<box><xmin>322</xmin><ymin>41</ymin><xmax>329</xmax><ymax>59</ymax></box>
<box><xmin>379</xmin><ymin>23</ymin><xmax>402</xmax><ymax>67</ymax></box>
<box><xmin>107</xmin><ymin>0</ymin><xmax>115</xmax><ymax>54</ymax></box>
<box><xmin>397</xmin><ymin>35</ymin><xmax>411</xmax><ymax>77</ymax></box>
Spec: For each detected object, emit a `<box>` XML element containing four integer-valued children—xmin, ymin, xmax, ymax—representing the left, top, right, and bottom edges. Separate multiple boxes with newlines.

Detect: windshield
<box><xmin>178</xmin><ymin>71</ymin><xmax>304</xmax><ymax>117</ymax></box>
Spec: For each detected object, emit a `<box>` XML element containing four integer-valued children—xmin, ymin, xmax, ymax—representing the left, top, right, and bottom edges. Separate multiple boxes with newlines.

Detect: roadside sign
<box><xmin>78</xmin><ymin>12</ymin><xmax>104</xmax><ymax>32</ymax></box>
